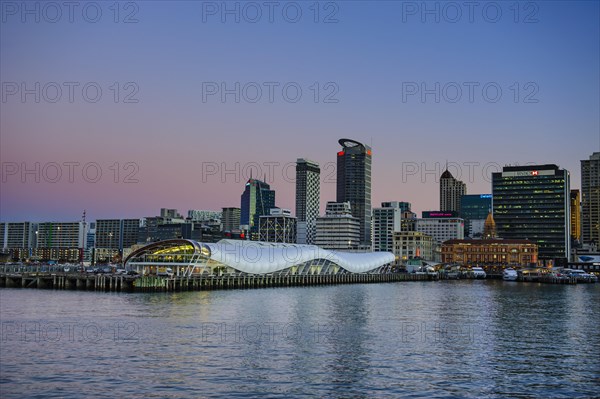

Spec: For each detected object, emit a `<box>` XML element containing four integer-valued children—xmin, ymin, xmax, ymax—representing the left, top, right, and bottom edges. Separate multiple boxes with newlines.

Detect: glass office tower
<box><xmin>240</xmin><ymin>178</ymin><xmax>276</xmax><ymax>234</ymax></box>
<box><xmin>492</xmin><ymin>164</ymin><xmax>570</xmax><ymax>262</ymax></box>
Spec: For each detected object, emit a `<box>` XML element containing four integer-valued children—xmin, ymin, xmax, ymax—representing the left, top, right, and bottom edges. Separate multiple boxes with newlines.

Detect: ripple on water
<box><xmin>1</xmin><ymin>284</ymin><xmax>599</xmax><ymax>398</ymax></box>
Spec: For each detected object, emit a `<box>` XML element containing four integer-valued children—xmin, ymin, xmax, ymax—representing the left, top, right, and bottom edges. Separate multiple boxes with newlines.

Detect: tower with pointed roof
<box><xmin>483</xmin><ymin>212</ymin><xmax>497</xmax><ymax>239</ymax></box>
<box><xmin>440</xmin><ymin>168</ymin><xmax>466</xmax><ymax>213</ymax></box>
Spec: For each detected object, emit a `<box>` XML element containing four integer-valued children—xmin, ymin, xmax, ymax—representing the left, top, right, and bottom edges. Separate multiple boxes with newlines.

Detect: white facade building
<box><xmin>373</xmin><ymin>202</ymin><xmax>402</xmax><ymax>252</ymax></box>
<box><xmin>416</xmin><ymin>218</ymin><xmax>464</xmax><ymax>244</ymax></box>
<box><xmin>315</xmin><ymin>202</ymin><xmax>360</xmax><ymax>250</ymax></box>
<box><xmin>392</xmin><ymin>231</ymin><xmax>439</xmax><ymax>263</ymax></box>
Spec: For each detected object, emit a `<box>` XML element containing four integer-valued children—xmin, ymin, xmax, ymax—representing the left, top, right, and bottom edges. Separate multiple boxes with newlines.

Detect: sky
<box><xmin>1</xmin><ymin>0</ymin><xmax>599</xmax><ymax>222</ymax></box>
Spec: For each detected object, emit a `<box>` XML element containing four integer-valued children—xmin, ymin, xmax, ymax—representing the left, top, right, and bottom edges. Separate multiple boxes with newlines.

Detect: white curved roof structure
<box><xmin>125</xmin><ymin>239</ymin><xmax>394</xmax><ymax>276</ymax></box>
<box><xmin>206</xmin><ymin>239</ymin><xmax>394</xmax><ymax>274</ymax></box>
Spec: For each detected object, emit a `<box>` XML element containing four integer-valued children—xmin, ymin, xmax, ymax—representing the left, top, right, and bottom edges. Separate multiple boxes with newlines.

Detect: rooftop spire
<box><xmin>484</xmin><ymin>212</ymin><xmax>497</xmax><ymax>239</ymax></box>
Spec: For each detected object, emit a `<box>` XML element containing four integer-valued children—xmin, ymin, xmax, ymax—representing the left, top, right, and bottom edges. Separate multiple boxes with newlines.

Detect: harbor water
<box><xmin>1</xmin><ymin>280</ymin><xmax>599</xmax><ymax>398</ymax></box>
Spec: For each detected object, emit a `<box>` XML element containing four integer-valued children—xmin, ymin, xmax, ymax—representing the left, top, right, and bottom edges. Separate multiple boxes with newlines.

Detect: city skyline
<box><xmin>1</xmin><ymin>3</ymin><xmax>599</xmax><ymax>399</ymax></box>
<box><xmin>0</xmin><ymin>149</ymin><xmax>595</xmax><ymax>223</ymax></box>
<box><xmin>1</xmin><ymin>2</ymin><xmax>599</xmax><ymax>222</ymax></box>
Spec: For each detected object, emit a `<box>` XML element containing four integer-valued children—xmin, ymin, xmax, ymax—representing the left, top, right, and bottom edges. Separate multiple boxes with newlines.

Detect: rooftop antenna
<box><xmin>81</xmin><ymin>209</ymin><xmax>86</xmax><ymax>267</ymax></box>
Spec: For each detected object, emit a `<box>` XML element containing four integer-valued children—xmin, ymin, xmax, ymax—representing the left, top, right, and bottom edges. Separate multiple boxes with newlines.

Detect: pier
<box><xmin>1</xmin><ymin>265</ymin><xmax>595</xmax><ymax>293</ymax></box>
<box><xmin>0</xmin><ymin>269</ymin><xmax>436</xmax><ymax>293</ymax></box>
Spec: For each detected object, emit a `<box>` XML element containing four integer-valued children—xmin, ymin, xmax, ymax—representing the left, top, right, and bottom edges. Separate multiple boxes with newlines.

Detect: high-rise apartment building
<box><xmin>581</xmin><ymin>152</ymin><xmax>599</xmax><ymax>245</ymax></box>
<box><xmin>36</xmin><ymin>221</ymin><xmax>86</xmax><ymax>262</ymax></box>
<box><xmin>336</xmin><ymin>139</ymin><xmax>372</xmax><ymax>248</ymax></box>
<box><xmin>295</xmin><ymin>159</ymin><xmax>320</xmax><ymax>244</ymax></box>
<box><xmin>0</xmin><ymin>222</ymin><xmax>37</xmax><ymax>261</ymax></box>
<box><xmin>373</xmin><ymin>202</ymin><xmax>402</xmax><ymax>252</ymax></box>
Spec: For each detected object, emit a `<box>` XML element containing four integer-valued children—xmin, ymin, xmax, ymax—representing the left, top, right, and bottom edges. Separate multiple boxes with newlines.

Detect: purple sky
<box><xmin>1</xmin><ymin>1</ymin><xmax>599</xmax><ymax>222</ymax></box>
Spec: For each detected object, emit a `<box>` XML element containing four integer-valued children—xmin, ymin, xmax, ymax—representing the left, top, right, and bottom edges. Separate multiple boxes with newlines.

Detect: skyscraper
<box><xmin>336</xmin><ymin>139</ymin><xmax>372</xmax><ymax>248</ymax></box>
<box><xmin>570</xmin><ymin>190</ymin><xmax>581</xmax><ymax>242</ymax></box>
<box><xmin>581</xmin><ymin>152</ymin><xmax>599</xmax><ymax>245</ymax></box>
<box><xmin>492</xmin><ymin>164</ymin><xmax>570</xmax><ymax>261</ymax></box>
<box><xmin>295</xmin><ymin>159</ymin><xmax>320</xmax><ymax>244</ymax></box>
<box><xmin>440</xmin><ymin>169</ymin><xmax>466</xmax><ymax>213</ymax></box>
<box><xmin>240</xmin><ymin>177</ymin><xmax>276</xmax><ymax>235</ymax></box>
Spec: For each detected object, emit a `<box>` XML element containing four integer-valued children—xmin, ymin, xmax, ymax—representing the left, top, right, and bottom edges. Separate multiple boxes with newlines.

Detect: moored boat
<box><xmin>503</xmin><ymin>268</ymin><xmax>518</xmax><ymax>281</ymax></box>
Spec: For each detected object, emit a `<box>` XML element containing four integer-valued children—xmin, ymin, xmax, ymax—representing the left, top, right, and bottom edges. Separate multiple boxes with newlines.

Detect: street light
<box><xmin>109</xmin><ymin>232</ymin><xmax>113</xmax><ymax>263</ymax></box>
<box><xmin>57</xmin><ymin>226</ymin><xmax>61</xmax><ymax>263</ymax></box>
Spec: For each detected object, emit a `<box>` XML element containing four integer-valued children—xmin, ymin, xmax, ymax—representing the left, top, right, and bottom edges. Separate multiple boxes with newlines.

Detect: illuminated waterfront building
<box><xmin>392</xmin><ymin>231</ymin><xmax>438</xmax><ymax>263</ymax></box>
<box><xmin>442</xmin><ymin>239</ymin><xmax>538</xmax><ymax>267</ymax></box>
<box><xmin>125</xmin><ymin>239</ymin><xmax>395</xmax><ymax>277</ymax></box>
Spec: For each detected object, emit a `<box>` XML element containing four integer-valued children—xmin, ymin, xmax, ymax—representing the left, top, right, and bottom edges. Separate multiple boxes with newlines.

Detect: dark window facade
<box><xmin>492</xmin><ymin>165</ymin><xmax>570</xmax><ymax>261</ymax></box>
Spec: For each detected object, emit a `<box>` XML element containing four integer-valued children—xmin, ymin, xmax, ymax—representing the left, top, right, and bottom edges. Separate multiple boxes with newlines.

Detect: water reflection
<box><xmin>325</xmin><ymin>285</ymin><xmax>371</xmax><ymax>398</ymax></box>
<box><xmin>1</xmin><ymin>283</ymin><xmax>599</xmax><ymax>398</ymax></box>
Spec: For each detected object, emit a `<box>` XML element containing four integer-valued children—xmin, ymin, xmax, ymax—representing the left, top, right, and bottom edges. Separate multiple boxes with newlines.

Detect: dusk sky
<box><xmin>1</xmin><ymin>1</ymin><xmax>599</xmax><ymax>222</ymax></box>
